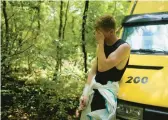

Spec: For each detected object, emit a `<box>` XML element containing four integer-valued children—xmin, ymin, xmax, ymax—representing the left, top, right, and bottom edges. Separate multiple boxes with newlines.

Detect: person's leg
<box><xmin>91</xmin><ymin>89</ymin><xmax>106</xmax><ymax>111</ymax></box>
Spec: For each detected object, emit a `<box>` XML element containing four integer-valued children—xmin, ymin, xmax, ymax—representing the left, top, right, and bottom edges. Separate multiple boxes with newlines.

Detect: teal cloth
<box><xmin>80</xmin><ymin>78</ymin><xmax>119</xmax><ymax>120</ymax></box>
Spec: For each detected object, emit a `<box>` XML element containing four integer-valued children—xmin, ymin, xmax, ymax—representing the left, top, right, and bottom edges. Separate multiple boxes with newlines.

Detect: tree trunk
<box><xmin>37</xmin><ymin>1</ymin><xmax>41</xmax><ymax>31</ymax></box>
<box><xmin>2</xmin><ymin>1</ymin><xmax>9</xmax><ymax>53</ymax></box>
<box><xmin>27</xmin><ymin>2</ymin><xmax>41</xmax><ymax>74</ymax></box>
<box><xmin>62</xmin><ymin>1</ymin><xmax>69</xmax><ymax>40</ymax></box>
<box><xmin>53</xmin><ymin>1</ymin><xmax>63</xmax><ymax>81</ymax></box>
<box><xmin>81</xmin><ymin>0</ymin><xmax>89</xmax><ymax>73</ymax></box>
<box><xmin>2</xmin><ymin>1</ymin><xmax>10</xmax><ymax>75</ymax></box>
<box><xmin>59</xmin><ymin>1</ymin><xmax>69</xmax><ymax>71</ymax></box>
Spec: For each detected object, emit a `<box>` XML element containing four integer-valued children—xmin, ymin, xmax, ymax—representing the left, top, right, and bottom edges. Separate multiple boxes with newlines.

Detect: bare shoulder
<box><xmin>120</xmin><ymin>43</ymin><xmax>130</xmax><ymax>49</ymax></box>
<box><xmin>117</xmin><ymin>43</ymin><xmax>131</xmax><ymax>52</ymax></box>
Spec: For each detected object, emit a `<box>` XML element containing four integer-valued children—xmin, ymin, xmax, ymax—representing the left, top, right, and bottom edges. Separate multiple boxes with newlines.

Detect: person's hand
<box><xmin>75</xmin><ymin>109</ymin><xmax>81</xmax><ymax>118</ymax></box>
<box><xmin>75</xmin><ymin>96</ymin><xmax>88</xmax><ymax>118</ymax></box>
<box><xmin>79</xmin><ymin>96</ymin><xmax>88</xmax><ymax>109</ymax></box>
<box><xmin>95</xmin><ymin>30</ymin><xmax>104</xmax><ymax>44</ymax></box>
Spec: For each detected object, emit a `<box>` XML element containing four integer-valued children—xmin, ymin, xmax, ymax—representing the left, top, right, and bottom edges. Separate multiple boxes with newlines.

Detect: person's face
<box><xmin>97</xmin><ymin>28</ymin><xmax>115</xmax><ymax>41</ymax></box>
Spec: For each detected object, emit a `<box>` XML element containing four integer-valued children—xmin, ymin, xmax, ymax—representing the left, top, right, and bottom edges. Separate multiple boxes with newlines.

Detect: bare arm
<box><xmin>86</xmin><ymin>58</ymin><xmax>97</xmax><ymax>85</ymax></box>
<box><xmin>79</xmin><ymin>58</ymin><xmax>97</xmax><ymax>110</ymax></box>
<box><xmin>98</xmin><ymin>43</ymin><xmax>130</xmax><ymax>72</ymax></box>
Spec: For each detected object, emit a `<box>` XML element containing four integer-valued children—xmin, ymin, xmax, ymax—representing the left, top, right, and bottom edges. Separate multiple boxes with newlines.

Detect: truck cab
<box><xmin>116</xmin><ymin>1</ymin><xmax>168</xmax><ymax>120</ymax></box>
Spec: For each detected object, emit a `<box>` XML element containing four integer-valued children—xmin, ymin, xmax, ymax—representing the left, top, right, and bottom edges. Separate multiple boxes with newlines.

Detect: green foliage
<box><xmin>2</xmin><ymin>68</ymin><xmax>84</xmax><ymax>119</ymax></box>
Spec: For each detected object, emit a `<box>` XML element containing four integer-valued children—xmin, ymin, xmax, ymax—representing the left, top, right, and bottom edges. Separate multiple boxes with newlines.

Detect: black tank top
<box><xmin>95</xmin><ymin>39</ymin><xmax>129</xmax><ymax>85</ymax></box>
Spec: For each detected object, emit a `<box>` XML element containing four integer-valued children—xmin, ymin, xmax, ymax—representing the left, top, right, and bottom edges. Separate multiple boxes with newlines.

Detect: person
<box><xmin>76</xmin><ymin>15</ymin><xmax>130</xmax><ymax>120</ymax></box>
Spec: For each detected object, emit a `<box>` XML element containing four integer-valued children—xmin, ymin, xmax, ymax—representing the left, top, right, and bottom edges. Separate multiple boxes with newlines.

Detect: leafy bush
<box><xmin>1</xmin><ymin>65</ymin><xmax>85</xmax><ymax>120</ymax></box>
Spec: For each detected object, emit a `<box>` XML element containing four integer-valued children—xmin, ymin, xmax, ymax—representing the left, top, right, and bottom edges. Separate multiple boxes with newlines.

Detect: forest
<box><xmin>1</xmin><ymin>1</ymin><xmax>130</xmax><ymax>119</ymax></box>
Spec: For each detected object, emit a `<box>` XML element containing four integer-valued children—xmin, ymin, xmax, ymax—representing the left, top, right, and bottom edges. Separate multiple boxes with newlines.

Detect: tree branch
<box><xmin>10</xmin><ymin>44</ymin><xmax>34</xmax><ymax>57</ymax></box>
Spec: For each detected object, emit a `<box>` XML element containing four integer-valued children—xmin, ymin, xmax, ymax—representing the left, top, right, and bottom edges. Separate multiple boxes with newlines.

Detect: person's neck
<box><xmin>105</xmin><ymin>36</ymin><xmax>119</xmax><ymax>46</ymax></box>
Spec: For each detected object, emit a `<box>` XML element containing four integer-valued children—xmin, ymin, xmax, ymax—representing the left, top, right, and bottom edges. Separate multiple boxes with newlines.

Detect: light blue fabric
<box><xmin>80</xmin><ymin>77</ymin><xmax>119</xmax><ymax>120</ymax></box>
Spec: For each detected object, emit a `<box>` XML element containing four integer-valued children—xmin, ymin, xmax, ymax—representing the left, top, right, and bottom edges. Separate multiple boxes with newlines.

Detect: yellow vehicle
<box><xmin>117</xmin><ymin>1</ymin><xmax>168</xmax><ymax>120</ymax></box>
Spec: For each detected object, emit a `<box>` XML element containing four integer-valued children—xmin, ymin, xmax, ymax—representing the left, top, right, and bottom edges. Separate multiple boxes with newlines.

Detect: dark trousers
<box><xmin>91</xmin><ymin>89</ymin><xmax>106</xmax><ymax>111</ymax></box>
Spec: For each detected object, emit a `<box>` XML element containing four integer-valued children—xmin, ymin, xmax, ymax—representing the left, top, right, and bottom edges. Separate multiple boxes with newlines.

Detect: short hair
<box><xmin>95</xmin><ymin>15</ymin><xmax>116</xmax><ymax>31</ymax></box>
